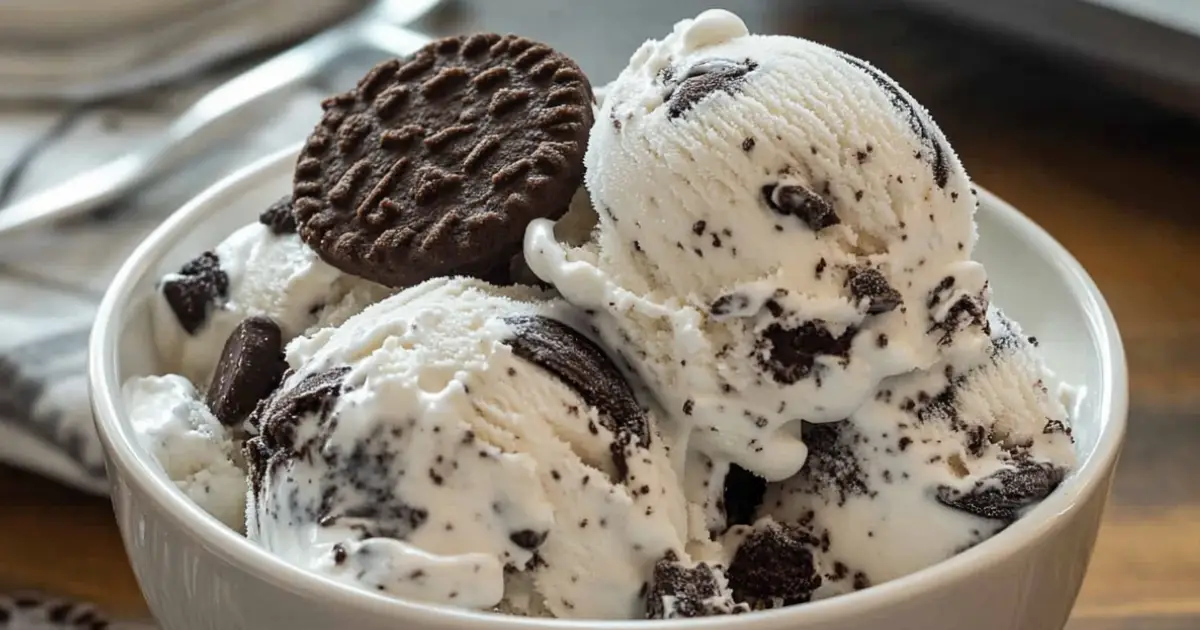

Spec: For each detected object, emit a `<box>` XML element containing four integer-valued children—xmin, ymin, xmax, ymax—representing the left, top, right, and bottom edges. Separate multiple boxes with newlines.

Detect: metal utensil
<box><xmin>0</xmin><ymin>0</ymin><xmax>441</xmax><ymax>237</ymax></box>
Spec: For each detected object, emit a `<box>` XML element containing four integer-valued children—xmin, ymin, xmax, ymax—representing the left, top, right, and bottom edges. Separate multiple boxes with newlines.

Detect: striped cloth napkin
<box><xmin>0</xmin><ymin>85</ymin><xmax>328</xmax><ymax>495</ymax></box>
<box><xmin>0</xmin><ymin>3</ymin><xmax>372</xmax><ymax>626</ymax></box>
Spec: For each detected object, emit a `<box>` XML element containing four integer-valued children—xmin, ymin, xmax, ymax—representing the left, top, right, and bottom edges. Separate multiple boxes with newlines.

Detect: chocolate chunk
<box><xmin>727</xmin><ymin>522</ymin><xmax>823</xmax><ymax>607</ymax></box>
<box><xmin>796</xmin><ymin>421</ymin><xmax>868</xmax><ymax>505</ymax></box>
<box><xmin>964</xmin><ymin>425</ymin><xmax>988</xmax><ymax>457</ymax></box>
<box><xmin>852</xmin><ymin>572</ymin><xmax>870</xmax><ymax>590</ymax></box>
<box><xmin>846</xmin><ymin>267</ymin><xmax>902</xmax><ymax>315</ymax></box>
<box><xmin>258</xmin><ymin>194</ymin><xmax>297</xmax><ymax>235</ymax></box>
<box><xmin>205</xmin><ymin>316</ymin><xmax>288</xmax><ymax>426</ymax></box>
<box><xmin>756</xmin><ymin>321</ymin><xmax>857</xmax><ymax>384</ymax></box>
<box><xmin>503</xmin><ymin>315</ymin><xmax>649</xmax><ymax>481</ymax></box>
<box><xmin>935</xmin><ymin>459</ymin><xmax>1066</xmax><ymax>522</ymax></box>
<box><xmin>836</xmin><ymin>52</ymin><xmax>950</xmax><ymax>188</ymax></box>
<box><xmin>762</xmin><ymin>183</ymin><xmax>839</xmax><ymax>231</ymax></box>
<box><xmin>931</xmin><ymin>293</ymin><xmax>988</xmax><ymax>346</ymax></box>
<box><xmin>722</xmin><ymin>464</ymin><xmax>767</xmax><ymax>529</ymax></box>
<box><xmin>292</xmin><ymin>35</ymin><xmax>593</xmax><ymax>289</ymax></box>
<box><xmin>926</xmin><ymin>276</ymin><xmax>955</xmax><ymax>309</ymax></box>
<box><xmin>1043</xmin><ymin>420</ymin><xmax>1070</xmax><ymax>436</ymax></box>
<box><xmin>664</xmin><ymin>58</ymin><xmax>758</xmax><ymax>119</ymax></box>
<box><xmin>710</xmin><ymin>292</ymin><xmax>751</xmax><ymax>318</ymax></box>
<box><xmin>160</xmin><ymin>251</ymin><xmax>229</xmax><ymax>335</ymax></box>
<box><xmin>913</xmin><ymin>371</ymin><xmax>963</xmax><ymax>425</ymax></box>
<box><xmin>246</xmin><ymin>366</ymin><xmax>351</xmax><ymax>496</ymax></box>
<box><xmin>646</xmin><ymin>551</ymin><xmax>748</xmax><ymax>619</ymax></box>
<box><xmin>509</xmin><ymin>529</ymin><xmax>549</xmax><ymax>550</ymax></box>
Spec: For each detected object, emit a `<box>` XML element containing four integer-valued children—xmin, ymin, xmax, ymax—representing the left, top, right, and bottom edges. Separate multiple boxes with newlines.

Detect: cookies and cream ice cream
<box><xmin>244</xmin><ymin>277</ymin><xmax>704</xmax><ymax>618</ymax></box>
<box><xmin>122</xmin><ymin>374</ymin><xmax>246</xmax><ymax>529</ymax></box>
<box><xmin>760</xmin><ymin>308</ymin><xmax>1076</xmax><ymax>586</ymax></box>
<box><xmin>121</xmin><ymin>12</ymin><xmax>1077</xmax><ymax>621</ymax></box>
<box><xmin>526</xmin><ymin>9</ymin><xmax>988</xmax><ymax>482</ymax></box>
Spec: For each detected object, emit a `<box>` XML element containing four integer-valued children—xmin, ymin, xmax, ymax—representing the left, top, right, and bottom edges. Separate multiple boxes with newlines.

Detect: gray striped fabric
<box><xmin>0</xmin><ymin>6</ymin><xmax>386</xmax><ymax>619</ymax></box>
<box><xmin>0</xmin><ymin>592</ymin><xmax>157</xmax><ymax>629</ymax></box>
<box><xmin>0</xmin><ymin>52</ymin><xmax>342</xmax><ymax>496</ymax></box>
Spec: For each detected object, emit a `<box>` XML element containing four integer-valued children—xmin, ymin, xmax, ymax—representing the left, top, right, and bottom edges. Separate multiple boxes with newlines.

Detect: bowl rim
<box><xmin>88</xmin><ymin>143</ymin><xmax>1128</xmax><ymax>629</ymax></box>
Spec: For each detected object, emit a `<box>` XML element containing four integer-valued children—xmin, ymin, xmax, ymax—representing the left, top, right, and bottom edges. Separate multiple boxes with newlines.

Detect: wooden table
<box><xmin>1</xmin><ymin>1</ymin><xmax>1197</xmax><ymax>627</ymax></box>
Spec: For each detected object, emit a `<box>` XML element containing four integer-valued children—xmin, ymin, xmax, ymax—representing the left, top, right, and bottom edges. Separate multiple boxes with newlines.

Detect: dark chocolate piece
<box><xmin>727</xmin><ymin>522</ymin><xmax>823</xmax><ymax>607</ymax></box>
<box><xmin>160</xmin><ymin>251</ymin><xmax>228</xmax><ymax>335</ymax></box>
<box><xmin>503</xmin><ymin>314</ymin><xmax>649</xmax><ymax>481</ymax></box>
<box><xmin>205</xmin><ymin>316</ymin><xmax>287</xmax><ymax>426</ymax></box>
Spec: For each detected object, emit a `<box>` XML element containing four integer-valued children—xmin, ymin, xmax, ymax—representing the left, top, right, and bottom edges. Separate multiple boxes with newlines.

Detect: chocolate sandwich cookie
<box><xmin>292</xmin><ymin>34</ymin><xmax>594</xmax><ymax>288</ymax></box>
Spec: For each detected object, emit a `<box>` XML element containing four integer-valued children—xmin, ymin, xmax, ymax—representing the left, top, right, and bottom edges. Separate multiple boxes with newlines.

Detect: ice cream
<box><xmin>758</xmin><ymin>307</ymin><xmax>1075</xmax><ymax>588</ymax></box>
<box><xmin>242</xmin><ymin>277</ymin><xmax>726</xmax><ymax>619</ymax></box>
<box><xmin>123</xmin><ymin>374</ymin><xmax>247</xmax><ymax>529</ymax></box>
<box><xmin>152</xmin><ymin>197</ymin><xmax>392</xmax><ymax>388</ymax></box>
<box><xmin>525</xmin><ymin>9</ymin><xmax>990</xmax><ymax>482</ymax></box>
<box><xmin>119</xmin><ymin>11</ymin><xmax>1080</xmax><ymax>622</ymax></box>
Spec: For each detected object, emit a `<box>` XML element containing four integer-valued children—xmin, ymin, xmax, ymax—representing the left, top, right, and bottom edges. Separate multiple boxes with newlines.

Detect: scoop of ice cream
<box><xmin>525</xmin><ymin>9</ymin><xmax>989</xmax><ymax>482</ymax></box>
<box><xmin>243</xmin><ymin>277</ymin><xmax>701</xmax><ymax>618</ymax></box>
<box><xmin>152</xmin><ymin>205</ymin><xmax>392</xmax><ymax>386</ymax></box>
<box><xmin>759</xmin><ymin>308</ymin><xmax>1076</xmax><ymax>586</ymax></box>
<box><xmin>122</xmin><ymin>374</ymin><xmax>247</xmax><ymax>529</ymax></box>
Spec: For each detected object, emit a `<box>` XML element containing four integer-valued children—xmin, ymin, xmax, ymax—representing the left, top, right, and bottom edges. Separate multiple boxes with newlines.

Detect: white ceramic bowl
<box><xmin>89</xmin><ymin>145</ymin><xmax>1128</xmax><ymax>630</ymax></box>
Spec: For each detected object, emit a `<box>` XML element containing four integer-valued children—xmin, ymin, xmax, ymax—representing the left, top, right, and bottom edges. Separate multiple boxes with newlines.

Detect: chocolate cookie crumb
<box><xmin>664</xmin><ymin>58</ymin><xmax>758</xmax><ymax>119</ymax></box>
<box><xmin>646</xmin><ymin>551</ymin><xmax>748</xmax><ymax>619</ymax></box>
<box><xmin>710</xmin><ymin>292</ymin><xmax>751</xmax><ymax>318</ymax></box>
<box><xmin>503</xmin><ymin>315</ymin><xmax>649</xmax><ymax>482</ymax></box>
<box><xmin>846</xmin><ymin>267</ymin><xmax>902</xmax><ymax>315</ymax></box>
<box><xmin>258</xmin><ymin>195</ymin><xmax>297</xmax><ymax>235</ymax></box>
<box><xmin>161</xmin><ymin>251</ymin><xmax>229</xmax><ymax>335</ymax></box>
<box><xmin>727</xmin><ymin>522</ymin><xmax>822</xmax><ymax>607</ymax></box>
<box><xmin>509</xmin><ymin>529</ymin><xmax>549</xmax><ymax>550</ymax></box>
<box><xmin>797</xmin><ymin>421</ymin><xmax>868</xmax><ymax>505</ymax></box>
<box><xmin>762</xmin><ymin>183</ymin><xmax>839</xmax><ymax>231</ymax></box>
<box><xmin>935</xmin><ymin>459</ymin><xmax>1066</xmax><ymax>522</ymax></box>
<box><xmin>246</xmin><ymin>366</ymin><xmax>351</xmax><ymax>497</ymax></box>
<box><xmin>756</xmin><ymin>321</ymin><xmax>857</xmax><ymax>384</ymax></box>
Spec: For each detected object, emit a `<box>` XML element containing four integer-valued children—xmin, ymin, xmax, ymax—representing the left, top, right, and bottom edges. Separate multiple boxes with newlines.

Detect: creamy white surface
<box><xmin>151</xmin><ymin>222</ymin><xmax>391</xmax><ymax>387</ymax></box>
<box><xmin>121</xmin><ymin>374</ymin><xmax>247</xmax><ymax>530</ymax></box>
<box><xmin>762</xmin><ymin>308</ymin><xmax>1077</xmax><ymax>584</ymax></box>
<box><xmin>526</xmin><ymin>9</ymin><xmax>988</xmax><ymax>482</ymax></box>
<box><xmin>249</xmin><ymin>278</ymin><xmax>695</xmax><ymax>618</ymax></box>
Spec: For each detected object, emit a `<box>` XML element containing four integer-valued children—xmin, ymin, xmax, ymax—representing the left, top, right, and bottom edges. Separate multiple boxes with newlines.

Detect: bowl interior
<box><xmin>94</xmin><ymin>144</ymin><xmax>1125</xmax><ymax>624</ymax></box>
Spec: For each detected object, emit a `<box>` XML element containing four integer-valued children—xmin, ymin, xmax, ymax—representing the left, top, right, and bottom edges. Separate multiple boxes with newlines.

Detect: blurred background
<box><xmin>0</xmin><ymin>0</ymin><xmax>1196</xmax><ymax>628</ymax></box>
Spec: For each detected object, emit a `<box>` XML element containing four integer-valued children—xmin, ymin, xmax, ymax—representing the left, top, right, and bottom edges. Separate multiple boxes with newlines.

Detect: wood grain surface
<box><xmin>1</xmin><ymin>1</ymin><xmax>1197</xmax><ymax>627</ymax></box>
